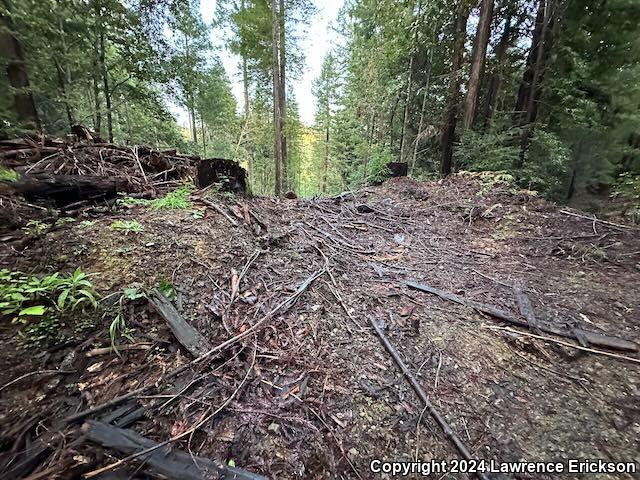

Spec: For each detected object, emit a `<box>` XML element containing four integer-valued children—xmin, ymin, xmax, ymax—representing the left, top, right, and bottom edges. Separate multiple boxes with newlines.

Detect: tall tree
<box><xmin>462</xmin><ymin>0</ymin><xmax>494</xmax><ymax>130</ymax></box>
<box><xmin>0</xmin><ymin>0</ymin><xmax>39</xmax><ymax>130</ymax></box>
<box><xmin>440</xmin><ymin>0</ymin><xmax>469</xmax><ymax>176</ymax></box>
<box><xmin>271</xmin><ymin>0</ymin><xmax>284</xmax><ymax>194</ymax></box>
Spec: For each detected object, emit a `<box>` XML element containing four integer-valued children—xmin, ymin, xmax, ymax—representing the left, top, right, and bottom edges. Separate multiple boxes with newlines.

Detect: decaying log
<box><xmin>149</xmin><ymin>289</ymin><xmax>213</xmax><ymax>357</ymax></box>
<box><xmin>406</xmin><ymin>281</ymin><xmax>639</xmax><ymax>353</ymax></box>
<box><xmin>83</xmin><ymin>421</ymin><xmax>267</xmax><ymax>480</ymax></box>
<box><xmin>368</xmin><ymin>318</ymin><xmax>490</xmax><ymax>480</ymax></box>
<box><xmin>6</xmin><ymin>173</ymin><xmax>135</xmax><ymax>206</ymax></box>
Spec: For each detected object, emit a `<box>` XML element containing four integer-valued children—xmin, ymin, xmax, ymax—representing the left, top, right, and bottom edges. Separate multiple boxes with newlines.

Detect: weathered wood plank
<box><xmin>84</xmin><ymin>421</ymin><xmax>266</xmax><ymax>480</ymax></box>
<box><xmin>149</xmin><ymin>289</ymin><xmax>213</xmax><ymax>357</ymax></box>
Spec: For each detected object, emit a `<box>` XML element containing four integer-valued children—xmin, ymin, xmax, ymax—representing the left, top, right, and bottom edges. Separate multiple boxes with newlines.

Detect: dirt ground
<box><xmin>1</xmin><ymin>175</ymin><xmax>639</xmax><ymax>479</ymax></box>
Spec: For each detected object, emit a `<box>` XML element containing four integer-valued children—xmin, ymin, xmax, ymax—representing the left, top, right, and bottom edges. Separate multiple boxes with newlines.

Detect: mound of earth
<box><xmin>0</xmin><ymin>175</ymin><xmax>638</xmax><ymax>479</ymax></box>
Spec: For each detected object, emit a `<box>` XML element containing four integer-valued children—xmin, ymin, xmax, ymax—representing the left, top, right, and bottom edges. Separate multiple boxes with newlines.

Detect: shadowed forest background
<box><xmin>1</xmin><ymin>0</ymin><xmax>639</xmax><ymax>211</ymax></box>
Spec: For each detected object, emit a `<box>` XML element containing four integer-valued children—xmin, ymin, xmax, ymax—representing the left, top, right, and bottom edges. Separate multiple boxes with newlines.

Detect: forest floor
<box><xmin>1</xmin><ymin>174</ymin><xmax>639</xmax><ymax>479</ymax></box>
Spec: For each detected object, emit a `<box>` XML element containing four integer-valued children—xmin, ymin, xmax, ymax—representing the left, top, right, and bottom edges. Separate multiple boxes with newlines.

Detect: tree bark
<box><xmin>54</xmin><ymin>59</ymin><xmax>74</xmax><ymax>131</ymax></box>
<box><xmin>0</xmin><ymin>0</ymin><xmax>40</xmax><ymax>130</ymax></box>
<box><xmin>462</xmin><ymin>0</ymin><xmax>494</xmax><ymax>130</ymax></box>
<box><xmin>98</xmin><ymin>27</ymin><xmax>113</xmax><ymax>142</ymax></box>
<box><xmin>271</xmin><ymin>0</ymin><xmax>283</xmax><ymax>195</ymax></box>
<box><xmin>278</xmin><ymin>0</ymin><xmax>288</xmax><ymax>191</ymax></box>
<box><xmin>440</xmin><ymin>0</ymin><xmax>469</xmax><ymax>177</ymax></box>
<box><xmin>514</xmin><ymin>0</ymin><xmax>546</xmax><ymax>126</ymax></box>
<box><xmin>483</xmin><ymin>14</ymin><xmax>512</xmax><ymax>125</ymax></box>
<box><xmin>322</xmin><ymin>124</ymin><xmax>329</xmax><ymax>193</ymax></box>
<box><xmin>410</xmin><ymin>48</ymin><xmax>433</xmax><ymax>175</ymax></box>
<box><xmin>399</xmin><ymin>53</ymin><xmax>414</xmax><ymax>163</ymax></box>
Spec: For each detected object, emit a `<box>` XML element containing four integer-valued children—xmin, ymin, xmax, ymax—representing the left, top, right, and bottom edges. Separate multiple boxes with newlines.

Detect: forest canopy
<box><xmin>1</xmin><ymin>0</ymin><xmax>639</xmax><ymax>207</ymax></box>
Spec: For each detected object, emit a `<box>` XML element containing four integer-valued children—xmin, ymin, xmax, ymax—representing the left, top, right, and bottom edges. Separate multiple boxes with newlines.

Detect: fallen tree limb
<box><xmin>406</xmin><ymin>281</ymin><xmax>639</xmax><ymax>353</ymax></box>
<box><xmin>194</xmin><ymin>197</ymin><xmax>239</xmax><ymax>226</ymax></box>
<box><xmin>487</xmin><ymin>326</ymin><xmax>640</xmax><ymax>365</ymax></box>
<box><xmin>149</xmin><ymin>289</ymin><xmax>213</xmax><ymax>357</ymax></box>
<box><xmin>65</xmin><ymin>267</ymin><xmax>325</xmax><ymax>424</ymax></box>
<box><xmin>83</xmin><ymin>421</ymin><xmax>266</xmax><ymax>480</ymax></box>
<box><xmin>368</xmin><ymin>317</ymin><xmax>490</xmax><ymax>480</ymax></box>
<box><xmin>559</xmin><ymin>208</ymin><xmax>634</xmax><ymax>231</ymax></box>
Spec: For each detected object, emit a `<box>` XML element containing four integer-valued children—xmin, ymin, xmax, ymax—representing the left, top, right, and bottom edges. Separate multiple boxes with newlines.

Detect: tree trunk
<box><xmin>278</xmin><ymin>0</ymin><xmax>288</xmax><ymax>191</ymax></box>
<box><xmin>399</xmin><ymin>53</ymin><xmax>414</xmax><ymax>163</ymax></box>
<box><xmin>54</xmin><ymin>60</ymin><xmax>74</xmax><ymax>131</ymax></box>
<box><xmin>411</xmin><ymin>48</ymin><xmax>433</xmax><ymax>175</ymax></box>
<box><xmin>483</xmin><ymin>14</ymin><xmax>512</xmax><ymax>125</ymax></box>
<box><xmin>271</xmin><ymin>0</ymin><xmax>283</xmax><ymax>195</ymax></box>
<box><xmin>98</xmin><ymin>27</ymin><xmax>113</xmax><ymax>142</ymax></box>
<box><xmin>0</xmin><ymin>0</ymin><xmax>40</xmax><ymax>130</ymax></box>
<box><xmin>514</xmin><ymin>0</ymin><xmax>546</xmax><ymax>126</ymax></box>
<box><xmin>322</xmin><ymin>125</ymin><xmax>329</xmax><ymax>193</ymax></box>
<box><xmin>201</xmin><ymin>112</ymin><xmax>206</xmax><ymax>157</ymax></box>
<box><xmin>440</xmin><ymin>0</ymin><xmax>469</xmax><ymax>177</ymax></box>
<box><xmin>517</xmin><ymin>0</ymin><xmax>554</xmax><ymax>165</ymax></box>
<box><xmin>462</xmin><ymin>0</ymin><xmax>494</xmax><ymax>130</ymax></box>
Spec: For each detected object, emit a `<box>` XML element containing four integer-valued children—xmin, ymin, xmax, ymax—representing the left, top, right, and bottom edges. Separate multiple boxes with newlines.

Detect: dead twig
<box><xmin>487</xmin><ymin>326</ymin><xmax>640</xmax><ymax>365</ymax></box>
<box><xmin>368</xmin><ymin>317</ymin><xmax>490</xmax><ymax>480</ymax></box>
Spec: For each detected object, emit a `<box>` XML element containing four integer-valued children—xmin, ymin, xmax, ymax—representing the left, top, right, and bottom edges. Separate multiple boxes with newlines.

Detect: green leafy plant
<box><xmin>23</xmin><ymin>220</ymin><xmax>48</xmax><ymax>236</ymax></box>
<box><xmin>107</xmin><ymin>287</ymin><xmax>142</xmax><ymax>354</ymax></box>
<box><xmin>111</xmin><ymin>220</ymin><xmax>144</xmax><ymax>234</ymax></box>
<box><xmin>116</xmin><ymin>193</ymin><xmax>150</xmax><ymax>207</ymax></box>
<box><xmin>150</xmin><ymin>183</ymin><xmax>193</xmax><ymax>210</ymax></box>
<box><xmin>0</xmin><ymin>268</ymin><xmax>97</xmax><ymax>325</ymax></box>
<box><xmin>158</xmin><ymin>279</ymin><xmax>176</xmax><ymax>300</ymax></box>
<box><xmin>0</xmin><ymin>166</ymin><xmax>18</xmax><ymax>182</ymax></box>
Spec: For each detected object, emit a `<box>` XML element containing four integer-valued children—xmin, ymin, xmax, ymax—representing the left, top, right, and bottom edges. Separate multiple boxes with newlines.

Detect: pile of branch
<box><xmin>0</xmin><ymin>134</ymin><xmax>199</xmax><ymax>205</ymax></box>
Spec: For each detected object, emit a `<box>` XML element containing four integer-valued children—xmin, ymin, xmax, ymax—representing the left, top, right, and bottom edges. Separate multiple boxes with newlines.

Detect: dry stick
<box><xmin>196</xmin><ymin>198</ymin><xmax>239</xmax><ymax>227</ymax></box>
<box><xmin>559</xmin><ymin>209</ymin><xmax>634</xmax><ymax>231</ymax></box>
<box><xmin>83</xmin><ymin>342</ymin><xmax>258</xmax><ymax>479</ymax></box>
<box><xmin>368</xmin><ymin>318</ymin><xmax>490</xmax><ymax>480</ymax></box>
<box><xmin>406</xmin><ymin>281</ymin><xmax>639</xmax><ymax>353</ymax></box>
<box><xmin>488</xmin><ymin>326</ymin><xmax>640</xmax><ymax>365</ymax></box>
<box><xmin>64</xmin><ymin>268</ymin><xmax>325</xmax><ymax>424</ymax></box>
<box><xmin>0</xmin><ymin>369</ymin><xmax>75</xmax><ymax>392</ymax></box>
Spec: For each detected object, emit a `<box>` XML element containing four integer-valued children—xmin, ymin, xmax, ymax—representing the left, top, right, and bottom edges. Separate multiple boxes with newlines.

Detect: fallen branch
<box><xmin>149</xmin><ymin>289</ymin><xmax>213</xmax><ymax>357</ymax></box>
<box><xmin>84</xmin><ymin>344</ymin><xmax>257</xmax><ymax>478</ymax></box>
<box><xmin>368</xmin><ymin>317</ymin><xmax>490</xmax><ymax>480</ymax></box>
<box><xmin>83</xmin><ymin>421</ymin><xmax>265</xmax><ymax>480</ymax></box>
<box><xmin>195</xmin><ymin>197</ymin><xmax>239</xmax><ymax>226</ymax></box>
<box><xmin>487</xmin><ymin>326</ymin><xmax>640</xmax><ymax>365</ymax></box>
<box><xmin>406</xmin><ymin>281</ymin><xmax>638</xmax><ymax>353</ymax></box>
<box><xmin>559</xmin><ymin>209</ymin><xmax>634</xmax><ymax>231</ymax></box>
<box><xmin>64</xmin><ymin>267</ymin><xmax>325</xmax><ymax>424</ymax></box>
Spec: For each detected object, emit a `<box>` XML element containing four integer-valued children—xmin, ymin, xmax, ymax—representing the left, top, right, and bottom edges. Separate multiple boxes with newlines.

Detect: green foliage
<box><xmin>116</xmin><ymin>194</ymin><xmax>149</xmax><ymax>207</ymax></box>
<box><xmin>150</xmin><ymin>184</ymin><xmax>193</xmax><ymax>210</ymax></box>
<box><xmin>0</xmin><ymin>167</ymin><xmax>18</xmax><ymax>182</ymax></box>
<box><xmin>0</xmin><ymin>268</ymin><xmax>97</xmax><ymax>326</ymax></box>
<box><xmin>107</xmin><ymin>286</ymin><xmax>141</xmax><ymax>354</ymax></box>
<box><xmin>22</xmin><ymin>220</ymin><xmax>48</xmax><ymax>236</ymax></box>
<box><xmin>110</xmin><ymin>220</ymin><xmax>143</xmax><ymax>234</ymax></box>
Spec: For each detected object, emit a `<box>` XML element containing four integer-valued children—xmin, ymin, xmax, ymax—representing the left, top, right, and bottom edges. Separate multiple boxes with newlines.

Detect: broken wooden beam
<box><xmin>149</xmin><ymin>289</ymin><xmax>213</xmax><ymax>357</ymax></box>
<box><xmin>406</xmin><ymin>281</ymin><xmax>639</xmax><ymax>353</ymax></box>
<box><xmin>83</xmin><ymin>421</ymin><xmax>267</xmax><ymax>480</ymax></box>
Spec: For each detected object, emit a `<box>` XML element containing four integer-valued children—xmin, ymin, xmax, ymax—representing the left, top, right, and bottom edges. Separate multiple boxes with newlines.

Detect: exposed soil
<box><xmin>1</xmin><ymin>175</ymin><xmax>639</xmax><ymax>479</ymax></box>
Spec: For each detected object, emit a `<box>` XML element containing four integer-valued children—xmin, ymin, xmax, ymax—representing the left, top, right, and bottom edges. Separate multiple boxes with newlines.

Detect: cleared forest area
<box><xmin>0</xmin><ymin>140</ymin><xmax>639</xmax><ymax>477</ymax></box>
<box><xmin>1</xmin><ymin>0</ymin><xmax>640</xmax><ymax>478</ymax></box>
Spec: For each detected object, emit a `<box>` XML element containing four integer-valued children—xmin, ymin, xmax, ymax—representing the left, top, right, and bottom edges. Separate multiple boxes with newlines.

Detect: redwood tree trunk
<box><xmin>0</xmin><ymin>0</ymin><xmax>40</xmax><ymax>130</ymax></box>
<box><xmin>271</xmin><ymin>0</ymin><xmax>283</xmax><ymax>195</ymax></box>
<box><xmin>278</xmin><ymin>0</ymin><xmax>288</xmax><ymax>191</ymax></box>
<box><xmin>462</xmin><ymin>0</ymin><xmax>494</xmax><ymax>130</ymax></box>
<box><xmin>98</xmin><ymin>27</ymin><xmax>113</xmax><ymax>142</ymax></box>
<box><xmin>440</xmin><ymin>0</ymin><xmax>469</xmax><ymax>177</ymax></box>
<box><xmin>483</xmin><ymin>14</ymin><xmax>512</xmax><ymax>125</ymax></box>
